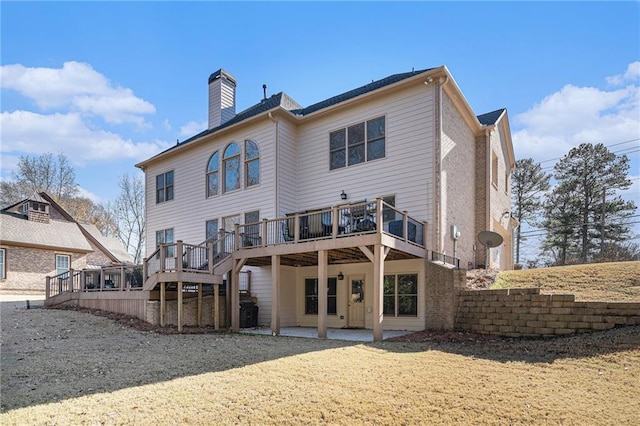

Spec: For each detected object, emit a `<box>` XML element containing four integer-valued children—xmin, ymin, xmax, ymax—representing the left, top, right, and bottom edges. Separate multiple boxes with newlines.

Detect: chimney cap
<box><xmin>208</xmin><ymin>68</ymin><xmax>237</xmax><ymax>85</ymax></box>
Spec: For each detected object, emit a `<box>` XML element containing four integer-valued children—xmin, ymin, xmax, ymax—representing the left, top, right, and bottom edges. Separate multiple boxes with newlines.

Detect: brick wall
<box><xmin>146</xmin><ymin>294</ymin><xmax>227</xmax><ymax>327</ymax></box>
<box><xmin>456</xmin><ymin>288</ymin><xmax>640</xmax><ymax>337</ymax></box>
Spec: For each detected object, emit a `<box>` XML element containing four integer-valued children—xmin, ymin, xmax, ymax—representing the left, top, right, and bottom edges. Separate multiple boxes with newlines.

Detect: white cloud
<box><xmin>606</xmin><ymin>61</ymin><xmax>640</xmax><ymax>86</ymax></box>
<box><xmin>512</xmin><ymin>64</ymin><xmax>640</xmax><ymax>162</ymax></box>
<box><xmin>0</xmin><ymin>110</ymin><xmax>172</xmax><ymax>165</ymax></box>
<box><xmin>0</xmin><ymin>61</ymin><xmax>155</xmax><ymax>125</ymax></box>
<box><xmin>179</xmin><ymin>120</ymin><xmax>207</xmax><ymax>138</ymax></box>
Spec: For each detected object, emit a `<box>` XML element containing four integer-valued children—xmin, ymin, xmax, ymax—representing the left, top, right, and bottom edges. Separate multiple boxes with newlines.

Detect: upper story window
<box><xmin>206</xmin><ymin>152</ymin><xmax>219</xmax><ymax>197</ymax></box>
<box><xmin>156</xmin><ymin>171</ymin><xmax>174</xmax><ymax>204</ymax></box>
<box><xmin>245</xmin><ymin>140</ymin><xmax>260</xmax><ymax>187</ymax></box>
<box><xmin>223</xmin><ymin>143</ymin><xmax>241</xmax><ymax>193</ymax></box>
<box><xmin>330</xmin><ymin>116</ymin><xmax>385</xmax><ymax>170</ymax></box>
<box><xmin>491</xmin><ymin>151</ymin><xmax>499</xmax><ymax>189</ymax></box>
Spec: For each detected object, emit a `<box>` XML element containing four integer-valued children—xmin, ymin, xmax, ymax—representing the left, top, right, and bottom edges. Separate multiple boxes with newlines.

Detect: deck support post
<box><xmin>231</xmin><ymin>263</ymin><xmax>240</xmax><ymax>331</ymax></box>
<box><xmin>160</xmin><ymin>282</ymin><xmax>166</xmax><ymax>327</ymax></box>
<box><xmin>373</xmin><ymin>244</ymin><xmax>386</xmax><ymax>342</ymax></box>
<box><xmin>318</xmin><ymin>250</ymin><xmax>328</xmax><ymax>339</ymax></box>
<box><xmin>177</xmin><ymin>281</ymin><xmax>183</xmax><ymax>332</ymax></box>
<box><xmin>197</xmin><ymin>284</ymin><xmax>203</xmax><ymax>327</ymax></box>
<box><xmin>271</xmin><ymin>255</ymin><xmax>281</xmax><ymax>335</ymax></box>
<box><xmin>214</xmin><ymin>283</ymin><xmax>220</xmax><ymax>330</ymax></box>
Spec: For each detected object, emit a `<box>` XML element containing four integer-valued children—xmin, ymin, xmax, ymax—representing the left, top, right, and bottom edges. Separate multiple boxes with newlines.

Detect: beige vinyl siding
<box><xmin>441</xmin><ymin>92</ymin><xmax>476</xmax><ymax>269</ymax></box>
<box><xmin>295</xmin><ymin>83</ymin><xmax>436</xmax><ymax>226</ymax></box>
<box><xmin>292</xmin><ymin>259</ymin><xmax>425</xmax><ymax>331</ymax></box>
<box><xmin>276</xmin><ymin>120</ymin><xmax>298</xmax><ymax>215</ymax></box>
<box><xmin>144</xmin><ymin>120</ymin><xmax>276</xmax><ymax>256</ymax></box>
<box><xmin>279</xmin><ymin>266</ymin><xmax>297</xmax><ymax>326</ymax></box>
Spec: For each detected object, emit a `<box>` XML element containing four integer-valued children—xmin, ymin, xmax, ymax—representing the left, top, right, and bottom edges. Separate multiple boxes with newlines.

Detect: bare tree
<box><xmin>0</xmin><ymin>153</ymin><xmax>78</xmax><ymax>205</ymax></box>
<box><xmin>110</xmin><ymin>174</ymin><xmax>146</xmax><ymax>264</ymax></box>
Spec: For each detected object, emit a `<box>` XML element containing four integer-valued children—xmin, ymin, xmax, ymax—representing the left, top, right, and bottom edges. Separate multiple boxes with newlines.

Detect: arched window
<box><xmin>223</xmin><ymin>142</ymin><xmax>241</xmax><ymax>193</ymax></box>
<box><xmin>245</xmin><ymin>140</ymin><xmax>260</xmax><ymax>187</ymax></box>
<box><xmin>206</xmin><ymin>152</ymin><xmax>219</xmax><ymax>197</ymax></box>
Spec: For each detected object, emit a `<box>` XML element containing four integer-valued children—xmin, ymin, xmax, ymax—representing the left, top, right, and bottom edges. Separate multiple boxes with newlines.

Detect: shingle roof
<box><xmin>0</xmin><ymin>213</ymin><xmax>93</xmax><ymax>251</ymax></box>
<box><xmin>293</xmin><ymin>69</ymin><xmax>433</xmax><ymax>116</ymax></box>
<box><xmin>154</xmin><ymin>68</ymin><xmax>434</xmax><ymax>159</ymax></box>
<box><xmin>477</xmin><ymin>108</ymin><xmax>505</xmax><ymax>126</ymax></box>
<box><xmin>82</xmin><ymin>224</ymin><xmax>134</xmax><ymax>263</ymax></box>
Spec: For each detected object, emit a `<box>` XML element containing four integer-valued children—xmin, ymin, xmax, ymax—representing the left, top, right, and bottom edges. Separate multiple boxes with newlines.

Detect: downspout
<box><xmin>268</xmin><ymin>112</ymin><xmax>279</xmax><ymax>217</ymax></box>
<box><xmin>484</xmin><ymin>127</ymin><xmax>492</xmax><ymax>267</ymax></box>
<box><xmin>434</xmin><ymin>75</ymin><xmax>449</xmax><ymax>253</ymax></box>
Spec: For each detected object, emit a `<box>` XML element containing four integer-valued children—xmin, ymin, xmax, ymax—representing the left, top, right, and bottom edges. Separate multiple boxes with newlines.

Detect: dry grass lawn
<box><xmin>2</xmin><ymin>297</ymin><xmax>639</xmax><ymax>425</ymax></box>
<box><xmin>493</xmin><ymin>261</ymin><xmax>640</xmax><ymax>302</ymax></box>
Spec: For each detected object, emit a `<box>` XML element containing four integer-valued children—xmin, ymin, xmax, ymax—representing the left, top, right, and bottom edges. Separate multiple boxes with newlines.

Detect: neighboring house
<box><xmin>0</xmin><ymin>192</ymin><xmax>133</xmax><ymax>291</ymax></box>
<box><xmin>133</xmin><ymin>65</ymin><xmax>516</xmax><ymax>339</ymax></box>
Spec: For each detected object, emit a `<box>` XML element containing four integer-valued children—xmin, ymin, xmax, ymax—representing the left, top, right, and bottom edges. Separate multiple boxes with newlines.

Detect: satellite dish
<box><xmin>477</xmin><ymin>231</ymin><xmax>503</xmax><ymax>248</ymax></box>
<box><xmin>477</xmin><ymin>231</ymin><xmax>503</xmax><ymax>271</ymax></box>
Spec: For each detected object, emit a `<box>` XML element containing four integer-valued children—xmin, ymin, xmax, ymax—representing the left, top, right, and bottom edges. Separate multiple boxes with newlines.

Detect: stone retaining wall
<box><xmin>456</xmin><ymin>288</ymin><xmax>640</xmax><ymax>337</ymax></box>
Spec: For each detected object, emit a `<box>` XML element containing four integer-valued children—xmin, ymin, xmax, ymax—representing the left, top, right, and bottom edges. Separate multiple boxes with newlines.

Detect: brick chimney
<box><xmin>208</xmin><ymin>69</ymin><xmax>236</xmax><ymax>129</ymax></box>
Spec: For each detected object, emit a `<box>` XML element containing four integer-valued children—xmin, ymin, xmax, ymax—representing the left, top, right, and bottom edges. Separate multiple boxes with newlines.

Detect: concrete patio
<box><xmin>240</xmin><ymin>327</ymin><xmax>412</xmax><ymax>342</ymax></box>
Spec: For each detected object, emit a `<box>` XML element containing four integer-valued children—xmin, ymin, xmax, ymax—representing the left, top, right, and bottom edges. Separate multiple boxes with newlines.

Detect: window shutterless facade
<box><xmin>245</xmin><ymin>140</ymin><xmax>260</xmax><ymax>187</ymax></box>
<box><xmin>206</xmin><ymin>152</ymin><xmax>219</xmax><ymax>197</ymax></box>
<box><xmin>55</xmin><ymin>254</ymin><xmax>70</xmax><ymax>278</ymax></box>
<box><xmin>155</xmin><ymin>228</ymin><xmax>174</xmax><ymax>257</ymax></box>
<box><xmin>223</xmin><ymin>143</ymin><xmax>241</xmax><ymax>193</ymax></box>
<box><xmin>383</xmin><ymin>273</ymin><xmax>418</xmax><ymax>317</ymax></box>
<box><xmin>330</xmin><ymin>116</ymin><xmax>385</xmax><ymax>170</ymax></box>
<box><xmin>156</xmin><ymin>170</ymin><xmax>174</xmax><ymax>203</ymax></box>
<box><xmin>304</xmin><ymin>277</ymin><xmax>337</xmax><ymax>315</ymax></box>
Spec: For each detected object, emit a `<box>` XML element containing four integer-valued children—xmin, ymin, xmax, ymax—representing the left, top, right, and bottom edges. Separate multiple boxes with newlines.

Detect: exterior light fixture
<box><xmin>340</xmin><ymin>190</ymin><xmax>347</xmax><ymax>200</ymax></box>
<box><xmin>338</xmin><ymin>271</ymin><xmax>344</xmax><ymax>280</ymax></box>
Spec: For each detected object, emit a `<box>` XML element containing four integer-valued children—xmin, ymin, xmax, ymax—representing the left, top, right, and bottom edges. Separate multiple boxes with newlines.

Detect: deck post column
<box><xmin>45</xmin><ymin>276</ymin><xmax>51</xmax><ymax>299</ymax></box>
<box><xmin>177</xmin><ymin>281</ymin><xmax>183</xmax><ymax>332</ymax></box>
<box><xmin>318</xmin><ymin>250</ymin><xmax>328</xmax><ymax>339</ymax></box>
<box><xmin>197</xmin><ymin>284</ymin><xmax>203</xmax><ymax>327</ymax></box>
<box><xmin>271</xmin><ymin>255</ymin><xmax>281</xmax><ymax>335</ymax></box>
<box><xmin>160</xmin><ymin>282</ymin><xmax>166</xmax><ymax>327</ymax></box>
<box><xmin>231</xmin><ymin>263</ymin><xmax>240</xmax><ymax>331</ymax></box>
<box><xmin>373</xmin><ymin>244</ymin><xmax>385</xmax><ymax>342</ymax></box>
<box><xmin>214</xmin><ymin>283</ymin><xmax>220</xmax><ymax>330</ymax></box>
<box><xmin>120</xmin><ymin>266</ymin><xmax>126</xmax><ymax>291</ymax></box>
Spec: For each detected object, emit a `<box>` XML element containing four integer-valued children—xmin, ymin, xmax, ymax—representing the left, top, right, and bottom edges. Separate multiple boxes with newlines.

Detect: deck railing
<box><xmin>143</xmin><ymin>230</ymin><xmax>235</xmax><ymax>280</ymax></box>
<box><xmin>430</xmin><ymin>251</ymin><xmax>461</xmax><ymax>269</ymax></box>
<box><xmin>235</xmin><ymin>198</ymin><xmax>427</xmax><ymax>249</ymax></box>
<box><xmin>46</xmin><ymin>265</ymin><xmax>144</xmax><ymax>297</ymax></box>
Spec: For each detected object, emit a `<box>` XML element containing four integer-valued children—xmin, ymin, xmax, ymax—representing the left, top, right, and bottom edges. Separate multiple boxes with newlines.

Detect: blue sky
<box><xmin>1</xmin><ymin>1</ymin><xmax>639</xmax><ymax>263</ymax></box>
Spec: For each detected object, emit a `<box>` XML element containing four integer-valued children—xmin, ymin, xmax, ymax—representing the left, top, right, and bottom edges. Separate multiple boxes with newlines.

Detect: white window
<box><xmin>491</xmin><ymin>152</ymin><xmax>499</xmax><ymax>189</ymax></box>
<box><xmin>156</xmin><ymin>170</ymin><xmax>174</xmax><ymax>203</ymax></box>
<box><xmin>245</xmin><ymin>140</ymin><xmax>260</xmax><ymax>187</ymax></box>
<box><xmin>206</xmin><ymin>152</ymin><xmax>219</xmax><ymax>197</ymax></box>
<box><xmin>330</xmin><ymin>116</ymin><xmax>385</xmax><ymax>170</ymax></box>
<box><xmin>383</xmin><ymin>274</ymin><xmax>418</xmax><ymax>317</ymax></box>
<box><xmin>206</xmin><ymin>219</ymin><xmax>219</xmax><ymax>241</ymax></box>
<box><xmin>222</xmin><ymin>215</ymin><xmax>240</xmax><ymax>233</ymax></box>
<box><xmin>0</xmin><ymin>248</ymin><xmax>5</xmax><ymax>280</ymax></box>
<box><xmin>55</xmin><ymin>254</ymin><xmax>70</xmax><ymax>278</ymax></box>
<box><xmin>223</xmin><ymin>143</ymin><xmax>241</xmax><ymax>193</ymax></box>
<box><xmin>155</xmin><ymin>228</ymin><xmax>174</xmax><ymax>257</ymax></box>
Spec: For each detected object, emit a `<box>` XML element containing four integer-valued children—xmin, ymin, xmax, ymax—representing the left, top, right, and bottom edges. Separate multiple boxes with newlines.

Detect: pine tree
<box><xmin>543</xmin><ymin>143</ymin><xmax>636</xmax><ymax>264</ymax></box>
<box><xmin>511</xmin><ymin>158</ymin><xmax>550</xmax><ymax>264</ymax></box>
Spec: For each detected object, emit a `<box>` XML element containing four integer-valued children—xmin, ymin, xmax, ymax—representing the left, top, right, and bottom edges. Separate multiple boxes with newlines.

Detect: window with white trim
<box><xmin>245</xmin><ymin>140</ymin><xmax>260</xmax><ymax>187</ymax></box>
<box><xmin>206</xmin><ymin>219</ymin><xmax>219</xmax><ymax>241</ymax></box>
<box><xmin>55</xmin><ymin>254</ymin><xmax>70</xmax><ymax>278</ymax></box>
<box><xmin>206</xmin><ymin>152</ymin><xmax>219</xmax><ymax>197</ymax></box>
<box><xmin>156</xmin><ymin>170</ymin><xmax>174</xmax><ymax>203</ymax></box>
<box><xmin>0</xmin><ymin>248</ymin><xmax>5</xmax><ymax>280</ymax></box>
<box><xmin>330</xmin><ymin>116</ymin><xmax>385</xmax><ymax>170</ymax></box>
<box><xmin>156</xmin><ymin>228</ymin><xmax>174</xmax><ymax>257</ymax></box>
<box><xmin>223</xmin><ymin>143</ymin><xmax>241</xmax><ymax>193</ymax></box>
<box><xmin>491</xmin><ymin>151</ymin><xmax>499</xmax><ymax>189</ymax></box>
<box><xmin>383</xmin><ymin>274</ymin><xmax>418</xmax><ymax>317</ymax></box>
